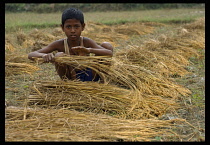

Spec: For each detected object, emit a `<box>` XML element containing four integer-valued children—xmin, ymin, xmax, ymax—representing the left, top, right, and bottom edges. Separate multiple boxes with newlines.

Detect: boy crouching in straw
<box><xmin>28</xmin><ymin>7</ymin><xmax>113</xmax><ymax>82</ymax></box>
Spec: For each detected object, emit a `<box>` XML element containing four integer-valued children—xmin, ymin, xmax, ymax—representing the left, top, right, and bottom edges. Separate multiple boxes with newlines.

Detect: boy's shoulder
<box><xmin>83</xmin><ymin>36</ymin><xmax>97</xmax><ymax>44</ymax></box>
<box><xmin>83</xmin><ymin>36</ymin><xmax>96</xmax><ymax>47</ymax></box>
<box><xmin>83</xmin><ymin>37</ymin><xmax>99</xmax><ymax>47</ymax></box>
<box><xmin>51</xmin><ymin>38</ymin><xmax>65</xmax><ymax>46</ymax></box>
<box><xmin>56</xmin><ymin>38</ymin><xmax>65</xmax><ymax>43</ymax></box>
<box><xmin>47</xmin><ymin>38</ymin><xmax>65</xmax><ymax>51</ymax></box>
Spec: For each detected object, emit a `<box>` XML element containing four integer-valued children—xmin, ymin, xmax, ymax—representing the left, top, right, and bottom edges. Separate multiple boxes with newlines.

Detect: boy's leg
<box><xmin>54</xmin><ymin>62</ymin><xmax>76</xmax><ymax>80</ymax></box>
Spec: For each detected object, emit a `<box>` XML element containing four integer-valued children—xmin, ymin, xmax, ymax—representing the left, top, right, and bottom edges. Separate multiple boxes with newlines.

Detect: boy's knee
<box><xmin>101</xmin><ymin>42</ymin><xmax>113</xmax><ymax>52</ymax></box>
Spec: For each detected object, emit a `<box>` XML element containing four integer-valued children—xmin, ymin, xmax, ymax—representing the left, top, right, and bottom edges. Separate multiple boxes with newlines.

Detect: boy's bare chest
<box><xmin>58</xmin><ymin>40</ymin><xmax>83</xmax><ymax>55</ymax></box>
<box><xmin>57</xmin><ymin>46</ymin><xmax>76</xmax><ymax>55</ymax></box>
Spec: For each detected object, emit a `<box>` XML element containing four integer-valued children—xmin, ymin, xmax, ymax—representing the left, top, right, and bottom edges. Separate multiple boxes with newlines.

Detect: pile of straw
<box><xmin>114</xmin><ymin>22</ymin><xmax>154</xmax><ymax>36</ymax></box>
<box><xmin>53</xmin><ymin>56</ymin><xmax>191</xmax><ymax>97</ymax></box>
<box><xmin>183</xmin><ymin>17</ymin><xmax>205</xmax><ymax>30</ymax></box>
<box><xmin>82</xmin><ymin>22</ymin><xmax>155</xmax><ymax>47</ymax></box>
<box><xmin>28</xmin><ymin>29</ymin><xmax>57</xmax><ymax>43</ymax></box>
<box><xmin>116</xmin><ymin>43</ymin><xmax>193</xmax><ymax>77</ymax></box>
<box><xmin>5</xmin><ymin>107</ymin><xmax>195</xmax><ymax>141</ymax></box>
<box><xmin>5</xmin><ymin>53</ymin><xmax>31</xmax><ymax>63</ymax></box>
<box><xmin>5</xmin><ymin>62</ymin><xmax>40</xmax><ymax>76</ymax></box>
<box><xmin>15</xmin><ymin>28</ymin><xmax>64</xmax><ymax>52</ymax></box>
<box><xmin>115</xmin><ymin>20</ymin><xmax>204</xmax><ymax>78</ymax></box>
<box><xmin>5</xmin><ymin>41</ymin><xmax>15</xmax><ymax>52</ymax></box>
<box><xmin>28</xmin><ymin>79</ymin><xmax>181</xmax><ymax>119</ymax></box>
<box><xmin>28</xmin><ymin>55</ymin><xmax>191</xmax><ymax>119</ymax></box>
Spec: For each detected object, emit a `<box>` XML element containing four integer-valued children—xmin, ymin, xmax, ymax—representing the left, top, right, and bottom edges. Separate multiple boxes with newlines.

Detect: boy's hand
<box><xmin>54</xmin><ymin>52</ymin><xmax>68</xmax><ymax>57</ymax></box>
<box><xmin>72</xmin><ymin>46</ymin><xmax>90</xmax><ymax>56</ymax></box>
<box><xmin>42</xmin><ymin>53</ymin><xmax>54</xmax><ymax>62</ymax></box>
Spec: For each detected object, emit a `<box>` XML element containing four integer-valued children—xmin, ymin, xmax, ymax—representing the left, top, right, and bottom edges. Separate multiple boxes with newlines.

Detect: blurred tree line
<box><xmin>5</xmin><ymin>3</ymin><xmax>204</xmax><ymax>13</ymax></box>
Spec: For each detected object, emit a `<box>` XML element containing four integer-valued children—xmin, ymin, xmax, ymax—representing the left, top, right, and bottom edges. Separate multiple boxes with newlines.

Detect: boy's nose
<box><xmin>70</xmin><ymin>28</ymin><xmax>76</xmax><ymax>32</ymax></box>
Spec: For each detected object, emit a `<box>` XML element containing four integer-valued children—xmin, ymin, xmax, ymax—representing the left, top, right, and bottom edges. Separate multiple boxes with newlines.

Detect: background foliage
<box><xmin>5</xmin><ymin>3</ymin><xmax>204</xmax><ymax>13</ymax></box>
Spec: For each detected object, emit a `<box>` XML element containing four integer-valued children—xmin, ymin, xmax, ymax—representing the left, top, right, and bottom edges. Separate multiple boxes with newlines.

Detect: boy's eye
<box><xmin>66</xmin><ymin>25</ymin><xmax>80</xmax><ymax>29</ymax></box>
<box><xmin>74</xmin><ymin>25</ymin><xmax>80</xmax><ymax>29</ymax></box>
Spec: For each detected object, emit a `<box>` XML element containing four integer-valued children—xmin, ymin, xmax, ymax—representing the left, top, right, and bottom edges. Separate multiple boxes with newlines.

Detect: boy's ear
<box><xmin>82</xmin><ymin>23</ymin><xmax>85</xmax><ymax>31</ymax></box>
<box><xmin>60</xmin><ymin>24</ymin><xmax>64</xmax><ymax>31</ymax></box>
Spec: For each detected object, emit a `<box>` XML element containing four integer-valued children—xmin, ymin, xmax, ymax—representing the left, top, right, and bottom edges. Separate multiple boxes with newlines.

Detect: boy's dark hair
<box><xmin>61</xmin><ymin>8</ymin><xmax>84</xmax><ymax>25</ymax></box>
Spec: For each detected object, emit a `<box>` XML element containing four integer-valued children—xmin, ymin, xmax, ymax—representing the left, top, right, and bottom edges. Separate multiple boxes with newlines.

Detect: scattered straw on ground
<box><xmin>5</xmin><ymin>106</ymin><xmax>197</xmax><ymax>141</ymax></box>
<box><xmin>115</xmin><ymin>19</ymin><xmax>204</xmax><ymax>78</ymax></box>
<box><xmin>5</xmin><ymin>18</ymin><xmax>205</xmax><ymax>141</ymax></box>
<box><xmin>5</xmin><ymin>41</ymin><xmax>15</xmax><ymax>52</ymax></box>
<box><xmin>5</xmin><ymin>53</ymin><xmax>31</xmax><ymax>63</ymax></box>
<box><xmin>5</xmin><ymin>62</ymin><xmax>40</xmax><ymax>77</ymax></box>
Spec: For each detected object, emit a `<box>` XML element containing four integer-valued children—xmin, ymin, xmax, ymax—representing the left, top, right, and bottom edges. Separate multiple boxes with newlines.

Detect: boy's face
<box><xmin>61</xmin><ymin>19</ymin><xmax>85</xmax><ymax>41</ymax></box>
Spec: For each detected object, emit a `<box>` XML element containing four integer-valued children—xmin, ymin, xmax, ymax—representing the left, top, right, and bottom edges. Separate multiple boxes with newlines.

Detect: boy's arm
<box><xmin>88</xmin><ymin>46</ymin><xmax>113</xmax><ymax>56</ymax></box>
<box><xmin>28</xmin><ymin>41</ymin><xmax>60</xmax><ymax>62</ymax></box>
<box><xmin>72</xmin><ymin>38</ymin><xmax>113</xmax><ymax>56</ymax></box>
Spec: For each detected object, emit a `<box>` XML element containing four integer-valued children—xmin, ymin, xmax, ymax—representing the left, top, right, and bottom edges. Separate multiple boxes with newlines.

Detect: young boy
<box><xmin>28</xmin><ymin>8</ymin><xmax>113</xmax><ymax>81</ymax></box>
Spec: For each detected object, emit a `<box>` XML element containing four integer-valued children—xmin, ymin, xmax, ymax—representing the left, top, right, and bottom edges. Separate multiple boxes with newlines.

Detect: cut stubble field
<box><xmin>5</xmin><ymin>8</ymin><xmax>205</xmax><ymax>141</ymax></box>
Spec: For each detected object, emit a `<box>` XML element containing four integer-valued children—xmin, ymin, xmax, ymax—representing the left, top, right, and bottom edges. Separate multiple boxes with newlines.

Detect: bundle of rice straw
<box><xmin>5</xmin><ymin>107</ymin><xmax>197</xmax><ymax>141</ymax></box>
<box><xmin>29</xmin><ymin>54</ymin><xmax>191</xmax><ymax>119</ymax></box>
<box><xmin>29</xmin><ymin>80</ymin><xmax>134</xmax><ymax>118</ymax></box>
<box><xmin>53</xmin><ymin>56</ymin><xmax>191</xmax><ymax>96</ymax></box>
<box><xmin>5</xmin><ymin>62</ymin><xmax>40</xmax><ymax>76</ymax></box>
<box><xmin>28</xmin><ymin>80</ymin><xmax>186</xmax><ymax>119</ymax></box>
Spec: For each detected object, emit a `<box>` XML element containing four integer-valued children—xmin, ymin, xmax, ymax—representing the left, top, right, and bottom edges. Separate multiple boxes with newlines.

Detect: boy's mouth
<box><xmin>69</xmin><ymin>35</ymin><xmax>77</xmax><ymax>40</ymax></box>
<box><xmin>70</xmin><ymin>35</ymin><xmax>77</xmax><ymax>38</ymax></box>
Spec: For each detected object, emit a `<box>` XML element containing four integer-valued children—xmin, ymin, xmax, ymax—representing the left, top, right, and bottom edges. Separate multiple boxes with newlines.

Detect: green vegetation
<box><xmin>5</xmin><ymin>3</ymin><xmax>204</xmax><ymax>13</ymax></box>
<box><xmin>5</xmin><ymin>13</ymin><xmax>61</xmax><ymax>32</ymax></box>
<box><xmin>85</xmin><ymin>9</ymin><xmax>204</xmax><ymax>24</ymax></box>
<box><xmin>5</xmin><ymin>8</ymin><xmax>205</xmax><ymax>33</ymax></box>
<box><xmin>176</xmin><ymin>52</ymin><xmax>205</xmax><ymax>108</ymax></box>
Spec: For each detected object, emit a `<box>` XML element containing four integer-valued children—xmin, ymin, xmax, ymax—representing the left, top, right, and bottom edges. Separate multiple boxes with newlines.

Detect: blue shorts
<box><xmin>75</xmin><ymin>68</ymin><xmax>100</xmax><ymax>82</ymax></box>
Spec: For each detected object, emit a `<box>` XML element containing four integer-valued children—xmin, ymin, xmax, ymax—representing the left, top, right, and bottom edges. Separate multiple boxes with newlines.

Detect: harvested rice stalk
<box><xmin>33</xmin><ymin>54</ymin><xmax>191</xmax><ymax>98</ymax></box>
<box><xmin>5</xmin><ymin>62</ymin><xmax>40</xmax><ymax>76</ymax></box>
<box><xmin>115</xmin><ymin>21</ymin><xmax>204</xmax><ymax>78</ymax></box>
<box><xmin>28</xmin><ymin>80</ymin><xmax>180</xmax><ymax>119</ymax></box>
<box><xmin>5</xmin><ymin>54</ymin><xmax>31</xmax><ymax>63</ymax></box>
<box><xmin>183</xmin><ymin>17</ymin><xmax>205</xmax><ymax>30</ymax></box>
<box><xmin>5</xmin><ymin>41</ymin><xmax>15</xmax><ymax>52</ymax></box>
<box><xmin>29</xmin><ymin>80</ymin><xmax>136</xmax><ymax>118</ymax></box>
<box><xmin>116</xmin><ymin>47</ymin><xmax>190</xmax><ymax>77</ymax></box>
<box><xmin>53</xmin><ymin>56</ymin><xmax>191</xmax><ymax>98</ymax></box>
<box><xmin>5</xmin><ymin>107</ymin><xmax>200</xmax><ymax>141</ymax></box>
